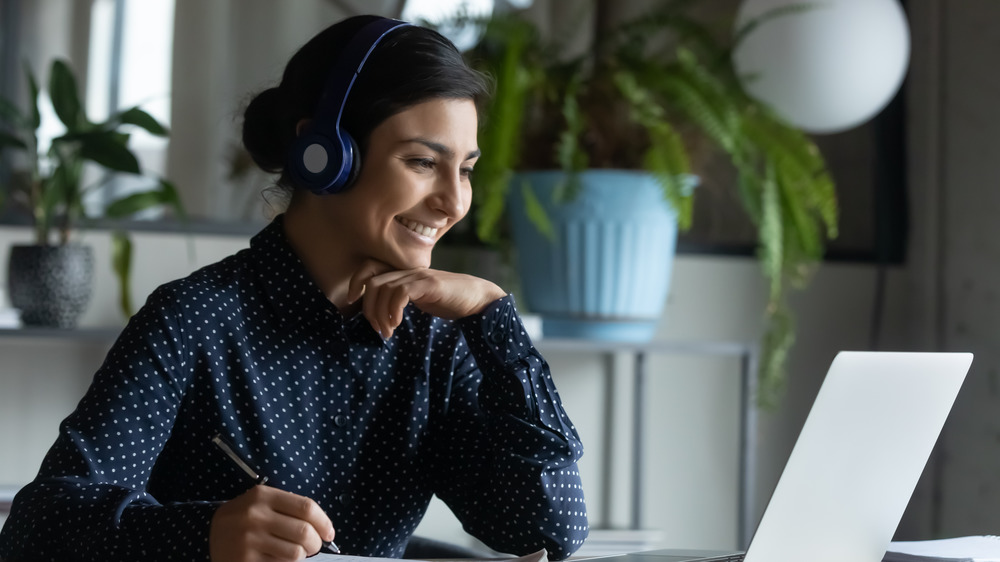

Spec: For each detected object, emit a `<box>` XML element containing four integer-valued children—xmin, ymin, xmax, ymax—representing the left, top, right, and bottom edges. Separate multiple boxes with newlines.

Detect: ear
<box><xmin>295</xmin><ymin>118</ymin><xmax>312</xmax><ymax>136</ymax></box>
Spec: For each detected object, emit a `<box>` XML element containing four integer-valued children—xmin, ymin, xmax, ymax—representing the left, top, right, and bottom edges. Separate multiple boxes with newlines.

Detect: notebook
<box><xmin>596</xmin><ymin>351</ymin><xmax>973</xmax><ymax>562</ymax></box>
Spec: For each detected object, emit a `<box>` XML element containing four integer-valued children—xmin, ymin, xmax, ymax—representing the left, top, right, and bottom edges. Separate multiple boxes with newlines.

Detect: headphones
<box><xmin>287</xmin><ymin>18</ymin><xmax>412</xmax><ymax>195</ymax></box>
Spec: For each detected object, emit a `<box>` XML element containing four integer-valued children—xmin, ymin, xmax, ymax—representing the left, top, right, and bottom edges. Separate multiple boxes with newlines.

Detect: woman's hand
<box><xmin>210</xmin><ymin>485</ymin><xmax>335</xmax><ymax>562</ymax></box>
<box><xmin>347</xmin><ymin>259</ymin><xmax>507</xmax><ymax>339</ymax></box>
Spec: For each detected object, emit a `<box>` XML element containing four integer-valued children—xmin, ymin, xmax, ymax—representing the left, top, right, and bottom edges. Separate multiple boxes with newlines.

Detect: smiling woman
<box><xmin>0</xmin><ymin>13</ymin><xmax>589</xmax><ymax>562</ymax></box>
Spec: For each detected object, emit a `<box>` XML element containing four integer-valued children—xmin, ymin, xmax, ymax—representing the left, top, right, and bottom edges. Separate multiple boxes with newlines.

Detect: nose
<box><xmin>428</xmin><ymin>169</ymin><xmax>468</xmax><ymax>220</ymax></box>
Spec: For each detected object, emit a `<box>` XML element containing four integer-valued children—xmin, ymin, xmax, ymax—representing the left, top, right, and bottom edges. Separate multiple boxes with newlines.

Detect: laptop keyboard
<box><xmin>705</xmin><ymin>555</ymin><xmax>745</xmax><ymax>562</ymax></box>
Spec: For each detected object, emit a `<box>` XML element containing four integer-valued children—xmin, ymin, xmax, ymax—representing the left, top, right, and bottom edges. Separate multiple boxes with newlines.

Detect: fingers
<box><xmin>210</xmin><ymin>486</ymin><xmax>335</xmax><ymax>562</ymax></box>
<box><xmin>360</xmin><ymin>270</ymin><xmax>410</xmax><ymax>338</ymax></box>
<box><xmin>268</xmin><ymin>488</ymin><xmax>336</xmax><ymax>545</ymax></box>
<box><xmin>369</xmin><ymin>275</ymin><xmax>418</xmax><ymax>339</ymax></box>
<box><xmin>347</xmin><ymin>259</ymin><xmax>394</xmax><ymax>305</ymax></box>
<box><xmin>360</xmin><ymin>269</ymin><xmax>507</xmax><ymax>335</ymax></box>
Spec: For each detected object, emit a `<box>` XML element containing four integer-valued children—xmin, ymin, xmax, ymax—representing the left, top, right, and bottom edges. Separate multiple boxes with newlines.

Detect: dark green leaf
<box><xmin>76</xmin><ymin>132</ymin><xmax>141</xmax><ymax>174</ymax></box>
<box><xmin>520</xmin><ymin>180</ymin><xmax>554</xmax><ymax>240</ymax></box>
<box><xmin>105</xmin><ymin>178</ymin><xmax>187</xmax><ymax>220</ymax></box>
<box><xmin>0</xmin><ymin>131</ymin><xmax>27</xmax><ymax>151</ymax></box>
<box><xmin>49</xmin><ymin>60</ymin><xmax>86</xmax><ymax>131</ymax></box>
<box><xmin>105</xmin><ymin>190</ymin><xmax>166</xmax><ymax>218</ymax></box>
<box><xmin>113</xmin><ymin>107</ymin><xmax>169</xmax><ymax>136</ymax></box>
<box><xmin>110</xmin><ymin>231</ymin><xmax>135</xmax><ymax>318</ymax></box>
<box><xmin>24</xmin><ymin>61</ymin><xmax>41</xmax><ymax>129</ymax></box>
<box><xmin>157</xmin><ymin>178</ymin><xmax>187</xmax><ymax>221</ymax></box>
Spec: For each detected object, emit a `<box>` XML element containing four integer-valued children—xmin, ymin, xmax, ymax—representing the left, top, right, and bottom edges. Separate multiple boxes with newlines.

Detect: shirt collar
<box><xmin>248</xmin><ymin>215</ymin><xmax>386</xmax><ymax>348</ymax></box>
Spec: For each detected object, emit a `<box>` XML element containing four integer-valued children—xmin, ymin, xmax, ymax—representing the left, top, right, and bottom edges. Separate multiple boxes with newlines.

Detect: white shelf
<box><xmin>0</xmin><ymin>327</ymin><xmax>121</xmax><ymax>341</ymax></box>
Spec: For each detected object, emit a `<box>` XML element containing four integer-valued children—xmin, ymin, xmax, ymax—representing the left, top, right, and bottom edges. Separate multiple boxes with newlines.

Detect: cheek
<box><xmin>460</xmin><ymin>186</ymin><xmax>473</xmax><ymax>219</ymax></box>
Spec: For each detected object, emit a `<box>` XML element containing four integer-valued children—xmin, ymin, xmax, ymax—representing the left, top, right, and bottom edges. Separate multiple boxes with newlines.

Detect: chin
<box><xmin>389</xmin><ymin>252</ymin><xmax>433</xmax><ymax>271</ymax></box>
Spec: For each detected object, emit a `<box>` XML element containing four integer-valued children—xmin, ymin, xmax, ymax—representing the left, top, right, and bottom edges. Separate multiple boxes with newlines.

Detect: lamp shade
<box><xmin>732</xmin><ymin>0</ymin><xmax>910</xmax><ymax>134</ymax></box>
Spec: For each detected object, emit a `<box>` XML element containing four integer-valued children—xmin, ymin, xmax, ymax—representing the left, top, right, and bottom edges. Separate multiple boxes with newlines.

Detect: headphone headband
<box><xmin>288</xmin><ymin>18</ymin><xmax>412</xmax><ymax>194</ymax></box>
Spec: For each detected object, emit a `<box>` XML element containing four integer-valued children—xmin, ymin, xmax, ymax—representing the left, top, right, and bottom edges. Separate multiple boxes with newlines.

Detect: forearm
<box><xmin>0</xmin><ymin>478</ymin><xmax>218</xmax><ymax>562</ymax></box>
<box><xmin>436</xmin><ymin>296</ymin><xmax>589</xmax><ymax>558</ymax></box>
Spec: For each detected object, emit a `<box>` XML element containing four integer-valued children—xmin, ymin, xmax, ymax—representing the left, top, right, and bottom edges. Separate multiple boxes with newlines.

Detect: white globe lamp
<box><xmin>732</xmin><ymin>0</ymin><xmax>910</xmax><ymax>134</ymax></box>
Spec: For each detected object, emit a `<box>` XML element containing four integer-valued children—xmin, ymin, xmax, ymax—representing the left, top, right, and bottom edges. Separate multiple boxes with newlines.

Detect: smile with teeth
<box><xmin>396</xmin><ymin>216</ymin><xmax>439</xmax><ymax>238</ymax></box>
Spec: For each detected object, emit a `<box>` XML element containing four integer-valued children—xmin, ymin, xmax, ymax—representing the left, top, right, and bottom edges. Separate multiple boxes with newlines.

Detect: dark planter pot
<box><xmin>508</xmin><ymin>170</ymin><xmax>688</xmax><ymax>341</ymax></box>
<box><xmin>7</xmin><ymin>244</ymin><xmax>94</xmax><ymax>328</ymax></box>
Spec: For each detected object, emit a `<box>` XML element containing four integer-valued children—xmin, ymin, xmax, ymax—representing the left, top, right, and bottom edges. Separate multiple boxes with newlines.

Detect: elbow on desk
<box><xmin>542</xmin><ymin>520</ymin><xmax>590</xmax><ymax>561</ymax></box>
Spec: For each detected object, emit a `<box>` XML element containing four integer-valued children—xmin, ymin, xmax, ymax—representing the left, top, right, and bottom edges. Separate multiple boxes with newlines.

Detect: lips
<box><xmin>395</xmin><ymin>216</ymin><xmax>439</xmax><ymax>238</ymax></box>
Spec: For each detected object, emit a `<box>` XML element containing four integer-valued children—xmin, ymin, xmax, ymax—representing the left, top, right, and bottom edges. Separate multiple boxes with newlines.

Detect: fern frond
<box><xmin>757</xmin><ymin>300</ymin><xmax>796</xmax><ymax>409</ymax></box>
<box><xmin>759</xmin><ymin>161</ymin><xmax>783</xmax><ymax>304</ymax></box>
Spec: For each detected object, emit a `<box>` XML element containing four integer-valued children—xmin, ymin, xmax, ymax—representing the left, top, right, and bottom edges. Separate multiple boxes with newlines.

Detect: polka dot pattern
<box><xmin>0</xmin><ymin>216</ymin><xmax>589</xmax><ymax>561</ymax></box>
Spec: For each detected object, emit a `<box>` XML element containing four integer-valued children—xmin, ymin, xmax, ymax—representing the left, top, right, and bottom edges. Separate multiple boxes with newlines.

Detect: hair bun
<box><xmin>242</xmin><ymin>87</ymin><xmax>291</xmax><ymax>173</ymax></box>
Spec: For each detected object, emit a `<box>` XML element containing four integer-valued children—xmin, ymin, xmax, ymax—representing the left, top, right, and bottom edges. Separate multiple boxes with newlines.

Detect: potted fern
<box><xmin>0</xmin><ymin>59</ymin><xmax>184</xmax><ymax>327</ymax></box>
<box><xmin>455</xmin><ymin>1</ymin><xmax>838</xmax><ymax>405</ymax></box>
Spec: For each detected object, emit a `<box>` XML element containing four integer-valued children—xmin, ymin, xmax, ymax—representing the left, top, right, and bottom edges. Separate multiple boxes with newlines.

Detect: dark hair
<box><xmin>242</xmin><ymin>15</ymin><xmax>491</xmax><ymax>191</ymax></box>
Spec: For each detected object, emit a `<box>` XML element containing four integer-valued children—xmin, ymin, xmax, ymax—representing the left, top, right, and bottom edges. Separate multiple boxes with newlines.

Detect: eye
<box><xmin>407</xmin><ymin>158</ymin><xmax>435</xmax><ymax>171</ymax></box>
<box><xmin>460</xmin><ymin>167</ymin><xmax>474</xmax><ymax>180</ymax></box>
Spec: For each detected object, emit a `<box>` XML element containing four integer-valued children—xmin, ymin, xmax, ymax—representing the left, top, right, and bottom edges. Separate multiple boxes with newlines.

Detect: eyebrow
<box><xmin>404</xmin><ymin>137</ymin><xmax>481</xmax><ymax>161</ymax></box>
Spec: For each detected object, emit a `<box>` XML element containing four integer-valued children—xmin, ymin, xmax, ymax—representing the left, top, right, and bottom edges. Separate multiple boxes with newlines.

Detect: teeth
<box><xmin>398</xmin><ymin>217</ymin><xmax>438</xmax><ymax>238</ymax></box>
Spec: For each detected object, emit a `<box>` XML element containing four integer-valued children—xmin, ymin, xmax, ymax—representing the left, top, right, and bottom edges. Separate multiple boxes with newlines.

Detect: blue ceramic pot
<box><xmin>508</xmin><ymin>170</ymin><xmax>685</xmax><ymax>341</ymax></box>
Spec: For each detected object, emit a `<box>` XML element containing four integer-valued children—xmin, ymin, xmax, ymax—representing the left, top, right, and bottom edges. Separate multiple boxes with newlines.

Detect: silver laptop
<box><xmin>603</xmin><ymin>351</ymin><xmax>973</xmax><ymax>562</ymax></box>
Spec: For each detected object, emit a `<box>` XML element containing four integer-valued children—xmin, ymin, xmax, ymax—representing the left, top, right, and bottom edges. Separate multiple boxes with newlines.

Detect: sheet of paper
<box><xmin>885</xmin><ymin>536</ymin><xmax>1000</xmax><ymax>562</ymax></box>
<box><xmin>306</xmin><ymin>548</ymin><xmax>548</xmax><ymax>562</ymax></box>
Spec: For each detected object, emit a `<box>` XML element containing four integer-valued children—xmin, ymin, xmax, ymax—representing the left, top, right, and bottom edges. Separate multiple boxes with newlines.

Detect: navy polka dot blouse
<box><xmin>0</xmin><ymin>216</ymin><xmax>588</xmax><ymax>561</ymax></box>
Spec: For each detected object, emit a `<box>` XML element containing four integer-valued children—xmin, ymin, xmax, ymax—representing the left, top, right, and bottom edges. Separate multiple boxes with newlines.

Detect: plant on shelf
<box><xmin>0</xmin><ymin>58</ymin><xmax>185</xmax><ymax>327</ymax></box>
<box><xmin>446</xmin><ymin>0</ymin><xmax>838</xmax><ymax>406</ymax></box>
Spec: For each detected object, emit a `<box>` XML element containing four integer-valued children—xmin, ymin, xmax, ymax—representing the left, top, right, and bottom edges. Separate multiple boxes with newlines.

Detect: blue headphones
<box><xmin>287</xmin><ymin>18</ymin><xmax>412</xmax><ymax>194</ymax></box>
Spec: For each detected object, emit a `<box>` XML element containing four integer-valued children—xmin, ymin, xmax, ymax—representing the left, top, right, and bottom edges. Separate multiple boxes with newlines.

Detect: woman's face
<box><xmin>327</xmin><ymin>98</ymin><xmax>479</xmax><ymax>270</ymax></box>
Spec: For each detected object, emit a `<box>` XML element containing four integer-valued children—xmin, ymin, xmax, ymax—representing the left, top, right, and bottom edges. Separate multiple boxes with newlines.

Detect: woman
<box><xmin>0</xmin><ymin>14</ymin><xmax>588</xmax><ymax>562</ymax></box>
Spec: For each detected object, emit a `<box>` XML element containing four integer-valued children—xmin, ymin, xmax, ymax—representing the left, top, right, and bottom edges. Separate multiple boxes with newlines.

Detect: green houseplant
<box><xmin>0</xmin><ymin>59</ymin><xmax>184</xmax><ymax>326</ymax></box>
<box><xmin>450</xmin><ymin>1</ymin><xmax>838</xmax><ymax>406</ymax></box>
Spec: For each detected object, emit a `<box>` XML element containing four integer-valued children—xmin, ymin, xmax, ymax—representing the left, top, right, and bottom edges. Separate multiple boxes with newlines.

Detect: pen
<box><xmin>212</xmin><ymin>433</ymin><xmax>340</xmax><ymax>554</ymax></box>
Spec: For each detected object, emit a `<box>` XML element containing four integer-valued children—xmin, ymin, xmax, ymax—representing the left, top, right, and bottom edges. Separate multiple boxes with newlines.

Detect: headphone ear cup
<box><xmin>288</xmin><ymin>126</ymin><xmax>366</xmax><ymax>195</ymax></box>
<box><xmin>288</xmin><ymin>131</ymin><xmax>345</xmax><ymax>194</ymax></box>
<box><xmin>340</xmin><ymin>132</ymin><xmax>362</xmax><ymax>191</ymax></box>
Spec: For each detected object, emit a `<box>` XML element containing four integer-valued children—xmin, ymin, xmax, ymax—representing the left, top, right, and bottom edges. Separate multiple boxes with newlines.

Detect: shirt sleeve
<box><xmin>427</xmin><ymin>295</ymin><xmax>589</xmax><ymax>560</ymax></box>
<box><xmin>0</xmin><ymin>286</ymin><xmax>219</xmax><ymax>562</ymax></box>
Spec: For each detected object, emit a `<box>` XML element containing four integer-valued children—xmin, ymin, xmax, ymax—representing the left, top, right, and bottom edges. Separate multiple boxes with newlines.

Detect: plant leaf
<box><xmin>104</xmin><ymin>190</ymin><xmax>164</xmax><ymax>218</ymax></box>
<box><xmin>758</xmin><ymin>161</ymin><xmax>783</xmax><ymax>303</ymax></box>
<box><xmin>520</xmin><ymin>180</ymin><xmax>555</xmax><ymax>240</ymax></box>
<box><xmin>112</xmin><ymin>107</ymin><xmax>169</xmax><ymax>136</ymax></box>
<box><xmin>73</xmin><ymin>131</ymin><xmax>141</xmax><ymax>174</ymax></box>
<box><xmin>104</xmin><ymin>178</ymin><xmax>187</xmax><ymax>220</ymax></box>
<box><xmin>23</xmin><ymin>61</ymin><xmax>41</xmax><ymax>129</ymax></box>
<box><xmin>157</xmin><ymin>178</ymin><xmax>187</xmax><ymax>221</ymax></box>
<box><xmin>0</xmin><ymin>131</ymin><xmax>27</xmax><ymax>151</ymax></box>
<box><xmin>110</xmin><ymin>231</ymin><xmax>135</xmax><ymax>318</ymax></box>
<box><xmin>757</xmin><ymin>300</ymin><xmax>795</xmax><ymax>409</ymax></box>
<box><xmin>49</xmin><ymin>59</ymin><xmax>86</xmax><ymax>131</ymax></box>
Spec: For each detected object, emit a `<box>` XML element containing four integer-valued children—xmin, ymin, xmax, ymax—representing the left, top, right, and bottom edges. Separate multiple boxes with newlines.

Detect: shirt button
<box><xmin>334</xmin><ymin>414</ymin><xmax>349</xmax><ymax>427</ymax></box>
<box><xmin>338</xmin><ymin>493</ymin><xmax>352</xmax><ymax>505</ymax></box>
<box><xmin>489</xmin><ymin>330</ymin><xmax>504</xmax><ymax>344</ymax></box>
